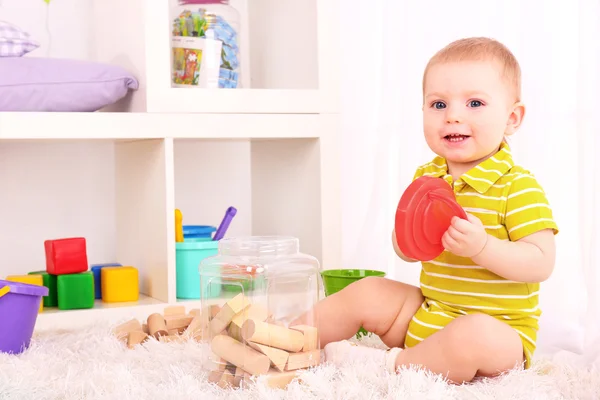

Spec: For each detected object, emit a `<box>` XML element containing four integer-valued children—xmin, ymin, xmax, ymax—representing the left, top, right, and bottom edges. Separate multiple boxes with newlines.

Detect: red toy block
<box><xmin>44</xmin><ymin>237</ymin><xmax>89</xmax><ymax>275</ymax></box>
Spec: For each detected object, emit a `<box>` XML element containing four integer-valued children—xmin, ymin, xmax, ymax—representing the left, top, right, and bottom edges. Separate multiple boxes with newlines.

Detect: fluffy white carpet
<box><xmin>0</xmin><ymin>321</ymin><xmax>599</xmax><ymax>400</ymax></box>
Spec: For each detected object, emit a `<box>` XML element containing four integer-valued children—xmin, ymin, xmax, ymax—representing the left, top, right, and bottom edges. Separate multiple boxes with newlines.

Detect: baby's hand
<box><xmin>441</xmin><ymin>214</ymin><xmax>488</xmax><ymax>258</ymax></box>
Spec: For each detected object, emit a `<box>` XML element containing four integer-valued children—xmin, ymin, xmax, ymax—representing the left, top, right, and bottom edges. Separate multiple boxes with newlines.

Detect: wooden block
<box><xmin>247</xmin><ymin>342</ymin><xmax>289</xmax><ymax>372</ymax></box>
<box><xmin>210</xmin><ymin>334</ymin><xmax>270</xmax><ymax>375</ymax></box>
<box><xmin>188</xmin><ymin>308</ymin><xmax>202</xmax><ymax>317</ymax></box>
<box><xmin>285</xmin><ymin>350</ymin><xmax>321</xmax><ymax>371</ymax></box>
<box><xmin>210</xmin><ymin>305</ymin><xmax>221</xmax><ymax>318</ymax></box>
<box><xmin>289</xmin><ymin>325</ymin><xmax>318</xmax><ymax>351</ymax></box>
<box><xmin>127</xmin><ymin>331</ymin><xmax>149</xmax><ymax>349</ymax></box>
<box><xmin>147</xmin><ymin>313</ymin><xmax>168</xmax><ymax>339</ymax></box>
<box><xmin>258</xmin><ymin>369</ymin><xmax>300</xmax><ymax>389</ymax></box>
<box><xmin>183</xmin><ymin>314</ymin><xmax>204</xmax><ymax>333</ymax></box>
<box><xmin>210</xmin><ymin>294</ymin><xmax>251</xmax><ymax>334</ymax></box>
<box><xmin>241</xmin><ymin>319</ymin><xmax>304</xmax><ymax>353</ymax></box>
<box><xmin>164</xmin><ymin>305</ymin><xmax>186</xmax><ymax>316</ymax></box>
<box><xmin>165</xmin><ymin>315</ymin><xmax>194</xmax><ymax>330</ymax></box>
<box><xmin>113</xmin><ymin>318</ymin><xmax>142</xmax><ymax>340</ymax></box>
<box><xmin>266</xmin><ymin>317</ymin><xmax>285</xmax><ymax>327</ymax></box>
<box><xmin>229</xmin><ymin>304</ymin><xmax>270</xmax><ymax>341</ymax></box>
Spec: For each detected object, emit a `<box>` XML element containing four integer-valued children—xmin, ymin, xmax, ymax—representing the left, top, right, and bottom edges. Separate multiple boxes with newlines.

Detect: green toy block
<box><xmin>28</xmin><ymin>270</ymin><xmax>58</xmax><ymax>307</ymax></box>
<box><xmin>57</xmin><ymin>272</ymin><xmax>95</xmax><ymax>310</ymax></box>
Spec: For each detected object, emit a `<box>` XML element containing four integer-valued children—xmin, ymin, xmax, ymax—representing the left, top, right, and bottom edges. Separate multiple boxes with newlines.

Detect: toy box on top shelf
<box><xmin>93</xmin><ymin>0</ymin><xmax>338</xmax><ymax>114</ymax></box>
<box><xmin>198</xmin><ymin>236</ymin><xmax>323</xmax><ymax>387</ymax></box>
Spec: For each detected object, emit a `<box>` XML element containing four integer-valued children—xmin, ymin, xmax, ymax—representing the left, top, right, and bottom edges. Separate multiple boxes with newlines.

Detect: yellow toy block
<box><xmin>101</xmin><ymin>266</ymin><xmax>139</xmax><ymax>303</ymax></box>
<box><xmin>6</xmin><ymin>275</ymin><xmax>44</xmax><ymax>313</ymax></box>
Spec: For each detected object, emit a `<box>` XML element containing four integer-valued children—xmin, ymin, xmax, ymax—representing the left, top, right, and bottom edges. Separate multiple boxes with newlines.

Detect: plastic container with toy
<box><xmin>170</xmin><ymin>0</ymin><xmax>243</xmax><ymax>88</ymax></box>
<box><xmin>198</xmin><ymin>236</ymin><xmax>323</xmax><ymax>387</ymax></box>
<box><xmin>0</xmin><ymin>280</ymin><xmax>48</xmax><ymax>354</ymax></box>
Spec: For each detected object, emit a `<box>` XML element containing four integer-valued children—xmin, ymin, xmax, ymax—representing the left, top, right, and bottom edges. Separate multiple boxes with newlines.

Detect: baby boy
<box><xmin>296</xmin><ymin>37</ymin><xmax>559</xmax><ymax>384</ymax></box>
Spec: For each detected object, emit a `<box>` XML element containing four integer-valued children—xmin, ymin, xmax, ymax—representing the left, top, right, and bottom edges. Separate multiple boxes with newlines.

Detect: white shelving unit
<box><xmin>0</xmin><ymin>0</ymin><xmax>341</xmax><ymax>330</ymax></box>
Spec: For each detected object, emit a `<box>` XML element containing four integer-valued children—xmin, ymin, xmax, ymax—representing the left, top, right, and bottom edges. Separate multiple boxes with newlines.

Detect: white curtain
<box><xmin>340</xmin><ymin>0</ymin><xmax>599</xmax><ymax>364</ymax></box>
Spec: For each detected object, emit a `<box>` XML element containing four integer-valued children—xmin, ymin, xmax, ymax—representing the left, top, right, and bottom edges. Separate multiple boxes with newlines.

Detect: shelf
<box><xmin>35</xmin><ymin>294</ymin><xmax>166</xmax><ymax>330</ymax></box>
<box><xmin>0</xmin><ymin>113</ymin><xmax>323</xmax><ymax>140</ymax></box>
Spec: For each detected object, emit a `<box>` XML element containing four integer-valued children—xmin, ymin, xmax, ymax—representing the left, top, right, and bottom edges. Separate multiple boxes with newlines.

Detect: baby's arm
<box><xmin>472</xmin><ymin>229</ymin><xmax>555</xmax><ymax>282</ymax></box>
<box><xmin>392</xmin><ymin>229</ymin><xmax>418</xmax><ymax>263</ymax></box>
<box><xmin>473</xmin><ymin>174</ymin><xmax>559</xmax><ymax>283</ymax></box>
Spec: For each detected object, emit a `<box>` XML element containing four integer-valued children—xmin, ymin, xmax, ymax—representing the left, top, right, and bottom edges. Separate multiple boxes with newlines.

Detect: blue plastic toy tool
<box><xmin>213</xmin><ymin>207</ymin><xmax>237</xmax><ymax>241</ymax></box>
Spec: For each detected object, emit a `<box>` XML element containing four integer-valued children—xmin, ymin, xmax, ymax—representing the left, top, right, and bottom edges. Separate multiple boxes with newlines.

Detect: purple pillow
<box><xmin>0</xmin><ymin>57</ymin><xmax>139</xmax><ymax>112</ymax></box>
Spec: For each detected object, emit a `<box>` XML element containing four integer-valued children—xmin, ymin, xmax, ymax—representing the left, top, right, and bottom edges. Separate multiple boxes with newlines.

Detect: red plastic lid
<box><xmin>395</xmin><ymin>176</ymin><xmax>467</xmax><ymax>261</ymax></box>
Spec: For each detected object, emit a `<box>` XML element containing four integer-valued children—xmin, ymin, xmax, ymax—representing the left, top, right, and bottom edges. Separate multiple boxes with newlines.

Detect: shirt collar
<box><xmin>427</xmin><ymin>141</ymin><xmax>514</xmax><ymax>193</ymax></box>
<box><xmin>461</xmin><ymin>141</ymin><xmax>514</xmax><ymax>193</ymax></box>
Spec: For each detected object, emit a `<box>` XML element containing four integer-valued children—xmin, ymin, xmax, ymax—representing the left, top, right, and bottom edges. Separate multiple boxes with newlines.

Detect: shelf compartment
<box><xmin>0</xmin><ymin>139</ymin><xmax>171</xmax><ymax>313</ymax></box>
<box><xmin>92</xmin><ymin>0</ymin><xmax>339</xmax><ymax>113</ymax></box>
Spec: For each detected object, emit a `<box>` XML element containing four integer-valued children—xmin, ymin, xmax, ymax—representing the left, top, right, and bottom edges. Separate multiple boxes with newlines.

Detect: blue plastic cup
<box><xmin>176</xmin><ymin>241</ymin><xmax>220</xmax><ymax>299</ymax></box>
<box><xmin>183</xmin><ymin>225</ymin><xmax>216</xmax><ymax>242</ymax></box>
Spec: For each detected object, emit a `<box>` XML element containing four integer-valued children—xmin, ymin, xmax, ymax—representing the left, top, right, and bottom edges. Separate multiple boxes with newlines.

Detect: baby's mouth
<box><xmin>444</xmin><ymin>134</ymin><xmax>470</xmax><ymax>142</ymax></box>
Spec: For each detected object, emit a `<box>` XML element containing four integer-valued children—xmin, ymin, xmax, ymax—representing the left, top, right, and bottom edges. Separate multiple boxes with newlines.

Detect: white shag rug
<box><xmin>1</xmin><ymin>321</ymin><xmax>599</xmax><ymax>400</ymax></box>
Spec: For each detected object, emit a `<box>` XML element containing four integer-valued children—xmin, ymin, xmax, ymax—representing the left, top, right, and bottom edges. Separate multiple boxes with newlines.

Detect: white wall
<box><xmin>0</xmin><ymin>0</ymin><xmax>93</xmax><ymax>59</ymax></box>
<box><xmin>173</xmin><ymin>140</ymin><xmax>252</xmax><ymax>238</ymax></box>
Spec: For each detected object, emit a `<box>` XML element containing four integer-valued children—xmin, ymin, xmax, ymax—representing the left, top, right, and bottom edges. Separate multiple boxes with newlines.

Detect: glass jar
<box><xmin>198</xmin><ymin>236</ymin><xmax>323</xmax><ymax>387</ymax></box>
<box><xmin>170</xmin><ymin>0</ymin><xmax>242</xmax><ymax>88</ymax></box>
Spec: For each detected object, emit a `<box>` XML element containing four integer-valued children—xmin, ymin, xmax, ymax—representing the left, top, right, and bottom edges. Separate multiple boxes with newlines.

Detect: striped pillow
<box><xmin>0</xmin><ymin>21</ymin><xmax>39</xmax><ymax>57</ymax></box>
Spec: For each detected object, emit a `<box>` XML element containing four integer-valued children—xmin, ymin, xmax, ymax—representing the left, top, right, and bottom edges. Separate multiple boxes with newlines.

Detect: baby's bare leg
<box><xmin>294</xmin><ymin>276</ymin><xmax>423</xmax><ymax>347</ymax></box>
<box><xmin>395</xmin><ymin>313</ymin><xmax>524</xmax><ymax>383</ymax></box>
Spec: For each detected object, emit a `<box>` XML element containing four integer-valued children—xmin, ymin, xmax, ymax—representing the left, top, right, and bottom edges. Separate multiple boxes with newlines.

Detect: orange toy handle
<box><xmin>0</xmin><ymin>286</ymin><xmax>10</xmax><ymax>298</ymax></box>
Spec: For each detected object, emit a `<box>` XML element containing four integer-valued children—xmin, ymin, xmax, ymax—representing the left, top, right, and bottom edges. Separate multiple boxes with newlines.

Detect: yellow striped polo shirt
<box><xmin>412</xmin><ymin>141</ymin><xmax>559</xmax><ymax>320</ymax></box>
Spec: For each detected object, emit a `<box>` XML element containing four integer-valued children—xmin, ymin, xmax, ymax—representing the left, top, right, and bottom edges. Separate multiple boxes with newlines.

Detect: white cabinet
<box><xmin>0</xmin><ymin>0</ymin><xmax>341</xmax><ymax>330</ymax></box>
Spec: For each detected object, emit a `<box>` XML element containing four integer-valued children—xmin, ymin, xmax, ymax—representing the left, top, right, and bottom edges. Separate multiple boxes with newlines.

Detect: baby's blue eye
<box><xmin>432</xmin><ymin>101</ymin><xmax>446</xmax><ymax>109</ymax></box>
<box><xmin>469</xmin><ymin>100</ymin><xmax>483</xmax><ymax>107</ymax></box>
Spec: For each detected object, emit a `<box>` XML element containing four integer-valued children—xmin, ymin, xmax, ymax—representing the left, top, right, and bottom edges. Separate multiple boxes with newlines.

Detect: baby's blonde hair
<box><xmin>423</xmin><ymin>37</ymin><xmax>522</xmax><ymax>101</ymax></box>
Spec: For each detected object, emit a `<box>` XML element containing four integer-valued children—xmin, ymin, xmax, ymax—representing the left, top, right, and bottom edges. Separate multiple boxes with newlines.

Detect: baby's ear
<box><xmin>506</xmin><ymin>102</ymin><xmax>526</xmax><ymax>136</ymax></box>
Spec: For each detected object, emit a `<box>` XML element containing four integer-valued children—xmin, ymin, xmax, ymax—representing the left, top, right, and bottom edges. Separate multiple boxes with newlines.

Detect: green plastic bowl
<box><xmin>321</xmin><ymin>269</ymin><xmax>386</xmax><ymax>296</ymax></box>
<box><xmin>320</xmin><ymin>269</ymin><xmax>386</xmax><ymax>338</ymax></box>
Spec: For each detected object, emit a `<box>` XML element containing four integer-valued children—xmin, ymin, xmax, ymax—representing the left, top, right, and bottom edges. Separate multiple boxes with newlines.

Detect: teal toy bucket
<box><xmin>0</xmin><ymin>280</ymin><xmax>49</xmax><ymax>354</ymax></box>
<box><xmin>176</xmin><ymin>241</ymin><xmax>220</xmax><ymax>299</ymax></box>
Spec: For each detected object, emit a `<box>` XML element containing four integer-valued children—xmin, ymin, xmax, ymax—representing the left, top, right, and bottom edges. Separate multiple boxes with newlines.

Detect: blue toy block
<box><xmin>91</xmin><ymin>263</ymin><xmax>122</xmax><ymax>299</ymax></box>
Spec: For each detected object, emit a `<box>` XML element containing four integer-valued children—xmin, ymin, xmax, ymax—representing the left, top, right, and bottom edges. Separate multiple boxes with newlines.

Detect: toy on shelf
<box><xmin>57</xmin><ymin>272</ymin><xmax>95</xmax><ymax>310</ymax></box>
<box><xmin>213</xmin><ymin>206</ymin><xmax>237</xmax><ymax>241</ymax></box>
<box><xmin>28</xmin><ymin>271</ymin><xmax>58</xmax><ymax>307</ymax></box>
<box><xmin>0</xmin><ymin>280</ymin><xmax>48</xmax><ymax>355</ymax></box>
<box><xmin>91</xmin><ymin>263</ymin><xmax>122</xmax><ymax>299</ymax></box>
<box><xmin>174</xmin><ymin>206</ymin><xmax>238</xmax><ymax>300</ymax></box>
<box><xmin>5</xmin><ymin>274</ymin><xmax>45</xmax><ymax>313</ymax></box>
<box><xmin>395</xmin><ymin>176</ymin><xmax>467</xmax><ymax>261</ymax></box>
<box><xmin>44</xmin><ymin>237</ymin><xmax>88</xmax><ymax>275</ymax></box>
<box><xmin>101</xmin><ymin>266</ymin><xmax>139</xmax><ymax>303</ymax></box>
<box><xmin>175</xmin><ymin>208</ymin><xmax>184</xmax><ymax>242</ymax></box>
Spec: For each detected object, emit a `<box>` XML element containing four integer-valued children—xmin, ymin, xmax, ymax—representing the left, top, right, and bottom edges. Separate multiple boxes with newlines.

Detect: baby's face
<box><xmin>422</xmin><ymin>60</ymin><xmax>517</xmax><ymax>169</ymax></box>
